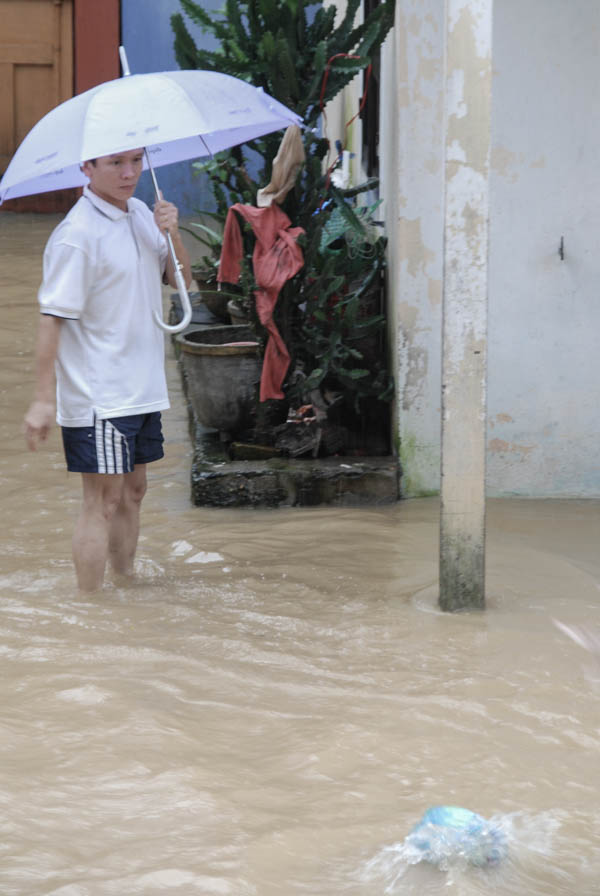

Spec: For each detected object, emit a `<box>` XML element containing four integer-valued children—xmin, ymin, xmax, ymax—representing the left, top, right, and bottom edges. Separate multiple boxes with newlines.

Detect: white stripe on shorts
<box><xmin>94</xmin><ymin>418</ymin><xmax>128</xmax><ymax>474</ymax></box>
<box><xmin>95</xmin><ymin>417</ymin><xmax>106</xmax><ymax>473</ymax></box>
<box><xmin>104</xmin><ymin>421</ymin><xmax>116</xmax><ymax>473</ymax></box>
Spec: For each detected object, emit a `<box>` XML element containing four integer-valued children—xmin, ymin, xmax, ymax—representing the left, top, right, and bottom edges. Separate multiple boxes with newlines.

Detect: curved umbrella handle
<box><xmin>154</xmin><ymin>230</ymin><xmax>193</xmax><ymax>334</ymax></box>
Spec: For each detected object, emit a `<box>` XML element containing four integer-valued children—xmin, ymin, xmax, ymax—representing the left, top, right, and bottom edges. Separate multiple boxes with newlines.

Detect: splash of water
<box><xmin>363</xmin><ymin>811</ymin><xmax>564</xmax><ymax>895</ymax></box>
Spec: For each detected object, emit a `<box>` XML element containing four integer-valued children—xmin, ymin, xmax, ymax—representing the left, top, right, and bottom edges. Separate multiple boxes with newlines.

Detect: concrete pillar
<box><xmin>439</xmin><ymin>0</ymin><xmax>493</xmax><ymax>611</ymax></box>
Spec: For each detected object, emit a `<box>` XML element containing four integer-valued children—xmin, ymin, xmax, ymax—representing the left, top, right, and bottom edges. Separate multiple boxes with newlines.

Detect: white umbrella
<box><xmin>0</xmin><ymin>47</ymin><xmax>302</xmax><ymax>332</ymax></box>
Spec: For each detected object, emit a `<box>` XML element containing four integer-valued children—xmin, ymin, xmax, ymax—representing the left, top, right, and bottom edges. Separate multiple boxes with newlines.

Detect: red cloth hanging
<box><xmin>218</xmin><ymin>203</ymin><xmax>304</xmax><ymax>401</ymax></box>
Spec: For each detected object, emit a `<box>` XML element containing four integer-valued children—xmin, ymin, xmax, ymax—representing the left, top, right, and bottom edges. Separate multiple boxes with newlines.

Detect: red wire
<box><xmin>319</xmin><ymin>54</ymin><xmax>361</xmax><ymax>113</ymax></box>
<box><xmin>344</xmin><ymin>63</ymin><xmax>372</xmax><ymax>131</ymax></box>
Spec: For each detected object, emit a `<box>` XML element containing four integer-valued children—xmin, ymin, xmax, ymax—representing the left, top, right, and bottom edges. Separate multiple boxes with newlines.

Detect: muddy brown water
<box><xmin>1</xmin><ymin>213</ymin><xmax>599</xmax><ymax>895</ymax></box>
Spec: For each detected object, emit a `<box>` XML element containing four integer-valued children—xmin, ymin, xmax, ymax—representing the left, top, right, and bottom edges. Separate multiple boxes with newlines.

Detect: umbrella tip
<box><xmin>119</xmin><ymin>46</ymin><xmax>131</xmax><ymax>77</ymax></box>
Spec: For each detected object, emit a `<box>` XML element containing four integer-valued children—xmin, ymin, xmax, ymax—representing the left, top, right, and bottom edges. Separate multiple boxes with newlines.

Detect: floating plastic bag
<box><xmin>405</xmin><ymin>806</ymin><xmax>507</xmax><ymax>868</ymax></box>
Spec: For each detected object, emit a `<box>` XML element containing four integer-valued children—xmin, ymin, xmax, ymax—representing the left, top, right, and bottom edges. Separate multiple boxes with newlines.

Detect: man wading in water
<box><xmin>23</xmin><ymin>149</ymin><xmax>192</xmax><ymax>592</ymax></box>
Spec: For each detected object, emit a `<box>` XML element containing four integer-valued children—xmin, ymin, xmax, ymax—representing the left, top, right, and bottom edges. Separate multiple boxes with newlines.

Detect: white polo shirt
<box><xmin>39</xmin><ymin>186</ymin><xmax>170</xmax><ymax>426</ymax></box>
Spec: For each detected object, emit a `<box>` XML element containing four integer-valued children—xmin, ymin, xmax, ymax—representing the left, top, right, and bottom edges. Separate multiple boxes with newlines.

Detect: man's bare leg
<box><xmin>73</xmin><ymin>473</ymin><xmax>125</xmax><ymax>592</ymax></box>
<box><xmin>108</xmin><ymin>464</ymin><xmax>148</xmax><ymax>578</ymax></box>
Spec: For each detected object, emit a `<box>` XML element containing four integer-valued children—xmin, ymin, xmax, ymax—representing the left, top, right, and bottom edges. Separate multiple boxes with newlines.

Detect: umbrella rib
<box><xmin>199</xmin><ymin>134</ymin><xmax>213</xmax><ymax>159</ymax></box>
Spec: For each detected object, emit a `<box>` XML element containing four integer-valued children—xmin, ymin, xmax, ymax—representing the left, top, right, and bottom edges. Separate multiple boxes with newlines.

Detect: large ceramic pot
<box><xmin>176</xmin><ymin>325</ymin><xmax>260</xmax><ymax>438</ymax></box>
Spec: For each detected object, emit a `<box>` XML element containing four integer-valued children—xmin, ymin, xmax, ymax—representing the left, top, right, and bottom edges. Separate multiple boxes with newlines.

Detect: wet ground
<box><xmin>1</xmin><ymin>213</ymin><xmax>599</xmax><ymax>895</ymax></box>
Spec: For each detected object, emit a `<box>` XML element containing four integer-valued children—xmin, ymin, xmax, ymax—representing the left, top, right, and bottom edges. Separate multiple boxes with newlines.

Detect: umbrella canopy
<box><xmin>0</xmin><ymin>70</ymin><xmax>302</xmax><ymax>203</ymax></box>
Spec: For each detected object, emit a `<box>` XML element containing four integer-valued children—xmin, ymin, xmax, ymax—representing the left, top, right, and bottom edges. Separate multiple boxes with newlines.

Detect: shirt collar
<box><xmin>83</xmin><ymin>185</ymin><xmax>131</xmax><ymax>221</ymax></box>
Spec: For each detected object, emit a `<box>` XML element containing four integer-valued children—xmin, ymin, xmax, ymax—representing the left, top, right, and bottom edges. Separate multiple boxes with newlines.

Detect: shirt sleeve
<box><xmin>38</xmin><ymin>241</ymin><xmax>92</xmax><ymax>319</ymax></box>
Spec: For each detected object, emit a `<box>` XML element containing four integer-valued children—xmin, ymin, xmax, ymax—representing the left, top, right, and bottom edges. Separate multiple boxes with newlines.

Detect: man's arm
<box><xmin>153</xmin><ymin>196</ymin><xmax>192</xmax><ymax>290</ymax></box>
<box><xmin>24</xmin><ymin>314</ymin><xmax>63</xmax><ymax>451</ymax></box>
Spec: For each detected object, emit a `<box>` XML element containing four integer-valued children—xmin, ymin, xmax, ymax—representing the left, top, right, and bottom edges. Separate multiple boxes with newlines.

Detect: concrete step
<box><xmin>190</xmin><ymin>429</ymin><xmax>400</xmax><ymax>508</ymax></box>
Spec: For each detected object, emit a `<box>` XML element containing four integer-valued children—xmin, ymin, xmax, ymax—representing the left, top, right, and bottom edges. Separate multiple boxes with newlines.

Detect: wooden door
<box><xmin>0</xmin><ymin>0</ymin><xmax>74</xmax><ymax>211</ymax></box>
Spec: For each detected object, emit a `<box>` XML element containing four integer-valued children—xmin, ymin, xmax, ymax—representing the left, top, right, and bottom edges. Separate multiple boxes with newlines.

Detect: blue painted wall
<box><xmin>121</xmin><ymin>0</ymin><xmax>222</xmax><ymax>215</ymax></box>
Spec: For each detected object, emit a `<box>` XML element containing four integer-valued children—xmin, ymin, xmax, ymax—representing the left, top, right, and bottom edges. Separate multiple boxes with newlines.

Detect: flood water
<box><xmin>1</xmin><ymin>213</ymin><xmax>599</xmax><ymax>895</ymax></box>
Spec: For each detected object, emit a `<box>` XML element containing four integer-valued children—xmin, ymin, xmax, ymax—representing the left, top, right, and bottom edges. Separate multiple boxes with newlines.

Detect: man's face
<box><xmin>81</xmin><ymin>149</ymin><xmax>144</xmax><ymax>210</ymax></box>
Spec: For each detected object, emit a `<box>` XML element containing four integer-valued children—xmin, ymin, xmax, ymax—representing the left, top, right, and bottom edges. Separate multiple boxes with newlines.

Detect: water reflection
<box><xmin>1</xmin><ymin>214</ymin><xmax>599</xmax><ymax>894</ymax></box>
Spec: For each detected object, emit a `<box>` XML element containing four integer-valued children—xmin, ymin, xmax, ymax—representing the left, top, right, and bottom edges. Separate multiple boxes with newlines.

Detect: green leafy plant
<box><xmin>172</xmin><ymin>0</ymin><xmax>395</xmax><ymax>451</ymax></box>
<box><xmin>297</xmin><ymin>187</ymin><xmax>391</xmax><ymax>404</ymax></box>
<box><xmin>182</xmin><ymin>220</ymin><xmax>222</xmax><ymax>280</ymax></box>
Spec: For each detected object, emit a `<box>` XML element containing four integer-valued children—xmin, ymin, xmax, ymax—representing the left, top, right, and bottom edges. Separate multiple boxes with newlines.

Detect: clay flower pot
<box><xmin>176</xmin><ymin>325</ymin><xmax>260</xmax><ymax>438</ymax></box>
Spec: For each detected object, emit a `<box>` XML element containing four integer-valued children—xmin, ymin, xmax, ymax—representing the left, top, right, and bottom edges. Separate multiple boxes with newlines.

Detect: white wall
<box><xmin>489</xmin><ymin>0</ymin><xmax>600</xmax><ymax>496</ymax></box>
<box><xmin>383</xmin><ymin>0</ymin><xmax>600</xmax><ymax>497</ymax></box>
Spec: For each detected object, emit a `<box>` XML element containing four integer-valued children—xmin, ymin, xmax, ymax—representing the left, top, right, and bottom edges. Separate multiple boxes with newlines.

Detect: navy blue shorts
<box><xmin>61</xmin><ymin>412</ymin><xmax>164</xmax><ymax>474</ymax></box>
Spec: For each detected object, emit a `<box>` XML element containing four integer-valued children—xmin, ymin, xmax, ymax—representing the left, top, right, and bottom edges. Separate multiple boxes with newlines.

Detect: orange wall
<box><xmin>74</xmin><ymin>0</ymin><xmax>120</xmax><ymax>93</ymax></box>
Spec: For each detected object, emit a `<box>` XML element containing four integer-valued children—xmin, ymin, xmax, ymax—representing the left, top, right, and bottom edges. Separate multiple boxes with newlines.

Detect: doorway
<box><xmin>0</xmin><ymin>0</ymin><xmax>74</xmax><ymax>212</ymax></box>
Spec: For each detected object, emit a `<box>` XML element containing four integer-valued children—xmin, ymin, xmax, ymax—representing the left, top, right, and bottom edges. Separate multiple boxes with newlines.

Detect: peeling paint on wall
<box><xmin>397</xmin><ymin>87</ymin><xmax>411</xmax><ymax>108</ymax></box>
<box><xmin>488</xmin><ymin>438</ymin><xmax>534</xmax><ymax>457</ymax></box>
<box><xmin>398</xmin><ymin>217</ymin><xmax>435</xmax><ymax>277</ymax></box>
<box><xmin>491</xmin><ymin>144</ymin><xmax>521</xmax><ymax>182</ymax></box>
<box><xmin>447</xmin><ymin>69</ymin><xmax>468</xmax><ymax>119</ymax></box>
<box><xmin>446</xmin><ymin>7</ymin><xmax>492</xmax><ymax>175</ymax></box>
<box><xmin>403</xmin><ymin>345</ymin><xmax>430</xmax><ymax>412</ymax></box>
<box><xmin>428</xmin><ymin>278</ymin><xmax>442</xmax><ymax>306</ymax></box>
<box><xmin>417</xmin><ymin>53</ymin><xmax>439</xmax><ymax>84</ymax></box>
<box><xmin>491</xmin><ymin>144</ymin><xmax>516</xmax><ymax>175</ymax></box>
<box><xmin>448</xmin><ymin>0</ymin><xmax>493</xmax><ymax>58</ymax></box>
<box><xmin>407</xmin><ymin>13</ymin><xmax>422</xmax><ymax>36</ymax></box>
<box><xmin>424</xmin><ymin>155</ymin><xmax>442</xmax><ymax>173</ymax></box>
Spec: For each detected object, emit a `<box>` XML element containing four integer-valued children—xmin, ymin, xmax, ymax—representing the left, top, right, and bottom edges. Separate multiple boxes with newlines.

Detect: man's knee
<box><xmin>81</xmin><ymin>473</ymin><xmax>124</xmax><ymax>522</ymax></box>
<box><xmin>122</xmin><ymin>467</ymin><xmax>147</xmax><ymax>507</ymax></box>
